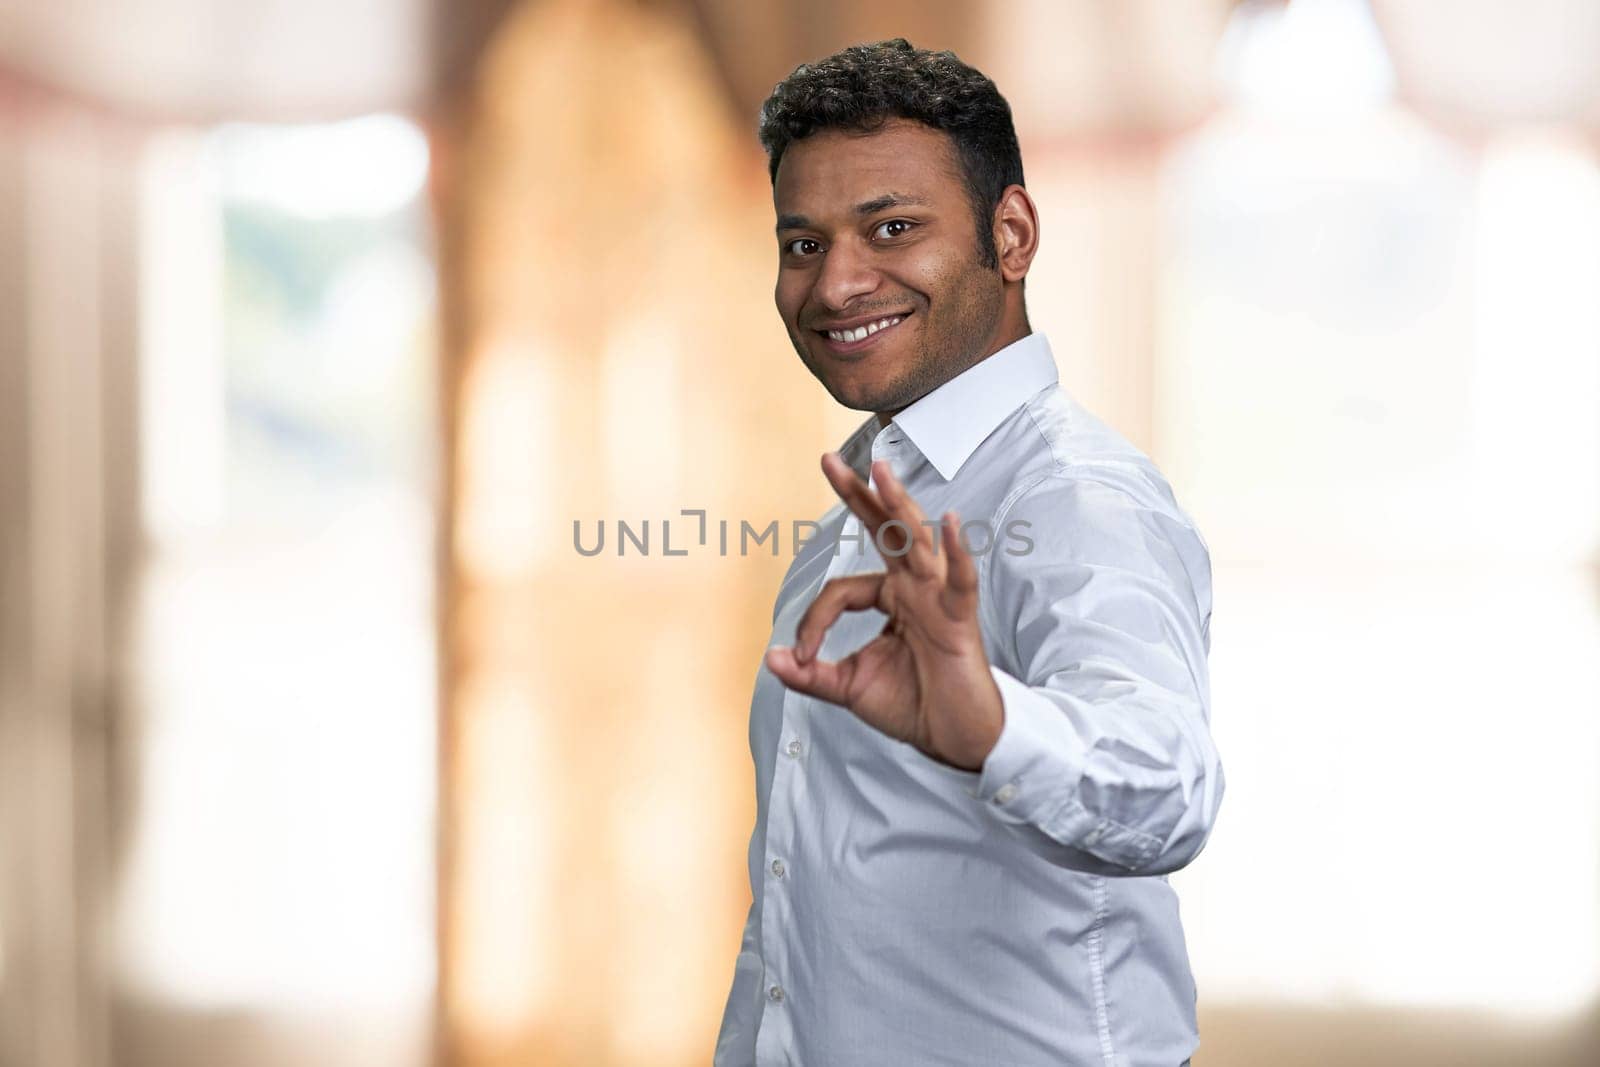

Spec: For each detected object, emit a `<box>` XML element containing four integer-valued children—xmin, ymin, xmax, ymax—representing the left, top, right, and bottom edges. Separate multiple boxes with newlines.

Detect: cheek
<box><xmin>899</xmin><ymin>250</ymin><xmax>960</xmax><ymax>298</ymax></box>
<box><xmin>928</xmin><ymin>257</ymin><xmax>991</xmax><ymax>311</ymax></box>
<box><xmin>774</xmin><ymin>274</ymin><xmax>804</xmax><ymax>316</ymax></box>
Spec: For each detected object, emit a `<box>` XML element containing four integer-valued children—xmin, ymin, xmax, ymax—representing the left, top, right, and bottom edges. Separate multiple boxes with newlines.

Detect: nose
<box><xmin>811</xmin><ymin>237</ymin><xmax>879</xmax><ymax>313</ymax></box>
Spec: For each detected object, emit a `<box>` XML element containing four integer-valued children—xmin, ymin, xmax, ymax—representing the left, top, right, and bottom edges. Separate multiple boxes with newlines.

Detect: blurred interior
<box><xmin>0</xmin><ymin>0</ymin><xmax>1596</xmax><ymax>1064</ymax></box>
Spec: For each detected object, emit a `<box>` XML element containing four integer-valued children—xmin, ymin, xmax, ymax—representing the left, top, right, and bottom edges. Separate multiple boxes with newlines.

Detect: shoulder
<box><xmin>999</xmin><ymin>387</ymin><xmax>1200</xmax><ymax>544</ymax></box>
<box><xmin>980</xmin><ymin>388</ymin><xmax>1211</xmax><ymax>601</ymax></box>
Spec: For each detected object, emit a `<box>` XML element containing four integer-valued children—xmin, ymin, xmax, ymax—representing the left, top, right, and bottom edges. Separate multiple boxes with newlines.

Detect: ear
<box><xmin>992</xmin><ymin>185</ymin><xmax>1040</xmax><ymax>283</ymax></box>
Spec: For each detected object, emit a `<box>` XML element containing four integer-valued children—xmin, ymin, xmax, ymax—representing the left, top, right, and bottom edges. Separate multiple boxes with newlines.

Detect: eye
<box><xmin>784</xmin><ymin>237</ymin><xmax>822</xmax><ymax>257</ymax></box>
<box><xmin>872</xmin><ymin>219</ymin><xmax>915</xmax><ymax>240</ymax></box>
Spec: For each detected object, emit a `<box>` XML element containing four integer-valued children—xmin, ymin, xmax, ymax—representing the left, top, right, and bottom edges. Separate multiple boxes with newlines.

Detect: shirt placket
<box><xmin>753</xmin><ymin>428</ymin><xmax>910</xmax><ymax>1065</ymax></box>
<box><xmin>754</xmin><ymin>670</ymin><xmax>806</xmax><ymax>1064</ymax></box>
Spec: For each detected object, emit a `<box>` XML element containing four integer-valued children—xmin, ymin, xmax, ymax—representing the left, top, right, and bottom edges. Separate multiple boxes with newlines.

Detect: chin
<box><xmin>801</xmin><ymin>342</ymin><xmax>920</xmax><ymax>413</ymax></box>
<box><xmin>829</xmin><ymin>378</ymin><xmax>914</xmax><ymax>414</ymax></box>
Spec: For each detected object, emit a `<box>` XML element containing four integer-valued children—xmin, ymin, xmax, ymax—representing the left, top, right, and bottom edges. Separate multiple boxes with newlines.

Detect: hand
<box><xmin>764</xmin><ymin>452</ymin><xmax>1004</xmax><ymax>772</ymax></box>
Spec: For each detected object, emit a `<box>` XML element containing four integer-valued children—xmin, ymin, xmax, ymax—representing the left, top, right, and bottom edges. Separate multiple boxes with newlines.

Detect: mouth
<box><xmin>813</xmin><ymin>311</ymin><xmax>913</xmax><ymax>357</ymax></box>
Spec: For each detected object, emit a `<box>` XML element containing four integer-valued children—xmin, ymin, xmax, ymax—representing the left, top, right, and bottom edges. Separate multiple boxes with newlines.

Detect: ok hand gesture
<box><xmin>764</xmin><ymin>452</ymin><xmax>1004</xmax><ymax>772</ymax></box>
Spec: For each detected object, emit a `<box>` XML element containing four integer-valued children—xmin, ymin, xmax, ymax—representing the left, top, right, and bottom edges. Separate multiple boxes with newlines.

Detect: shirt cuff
<box><xmin>964</xmin><ymin>666</ymin><xmax>1079</xmax><ymax>803</ymax></box>
<box><xmin>965</xmin><ymin>665</ymin><xmax>1165</xmax><ymax>869</ymax></box>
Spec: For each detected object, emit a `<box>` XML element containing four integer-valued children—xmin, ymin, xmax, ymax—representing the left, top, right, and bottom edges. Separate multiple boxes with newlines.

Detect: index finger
<box><xmin>821</xmin><ymin>451</ymin><xmax>893</xmax><ymax>539</ymax></box>
<box><xmin>871</xmin><ymin>459</ymin><xmax>940</xmax><ymax>579</ymax></box>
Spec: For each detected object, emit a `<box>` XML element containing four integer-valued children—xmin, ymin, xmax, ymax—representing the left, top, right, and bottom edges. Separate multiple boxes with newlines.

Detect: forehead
<box><xmin>772</xmin><ymin>119</ymin><xmax>963</xmax><ymax>215</ymax></box>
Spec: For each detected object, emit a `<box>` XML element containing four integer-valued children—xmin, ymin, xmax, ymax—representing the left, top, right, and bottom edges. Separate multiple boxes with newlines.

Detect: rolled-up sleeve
<box><xmin>967</xmin><ymin>469</ymin><xmax>1224</xmax><ymax>876</ymax></box>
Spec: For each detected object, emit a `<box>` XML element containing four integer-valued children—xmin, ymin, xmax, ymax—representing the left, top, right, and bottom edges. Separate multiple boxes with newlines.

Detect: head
<box><xmin>760</xmin><ymin>38</ymin><xmax>1040</xmax><ymax>418</ymax></box>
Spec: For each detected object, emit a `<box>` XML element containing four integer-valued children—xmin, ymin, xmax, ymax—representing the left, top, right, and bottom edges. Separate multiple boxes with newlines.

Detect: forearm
<box><xmin>965</xmin><ymin>665</ymin><xmax>1223</xmax><ymax>876</ymax></box>
<box><xmin>972</xmin><ymin>472</ymin><xmax>1225</xmax><ymax>876</ymax></box>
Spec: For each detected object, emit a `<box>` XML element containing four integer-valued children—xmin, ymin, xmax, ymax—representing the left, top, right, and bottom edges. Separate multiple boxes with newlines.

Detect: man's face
<box><xmin>773</xmin><ymin>119</ymin><xmax>1006</xmax><ymax>415</ymax></box>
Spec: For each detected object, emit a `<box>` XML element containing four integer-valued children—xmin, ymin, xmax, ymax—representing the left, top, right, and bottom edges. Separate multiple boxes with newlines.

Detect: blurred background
<box><xmin>0</xmin><ymin>0</ymin><xmax>1596</xmax><ymax>1064</ymax></box>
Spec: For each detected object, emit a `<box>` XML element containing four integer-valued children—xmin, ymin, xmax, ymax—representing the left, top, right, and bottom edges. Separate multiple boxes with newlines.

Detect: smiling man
<box><xmin>713</xmin><ymin>39</ymin><xmax>1223</xmax><ymax>1067</ymax></box>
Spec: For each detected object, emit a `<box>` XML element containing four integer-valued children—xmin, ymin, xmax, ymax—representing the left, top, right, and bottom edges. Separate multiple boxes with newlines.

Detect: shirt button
<box><xmin>994</xmin><ymin>782</ymin><xmax>1018</xmax><ymax>804</ymax></box>
<box><xmin>770</xmin><ymin>858</ymin><xmax>786</xmax><ymax>878</ymax></box>
<box><xmin>768</xmin><ymin>983</ymin><xmax>785</xmax><ymax>1003</ymax></box>
<box><xmin>786</xmin><ymin>739</ymin><xmax>803</xmax><ymax>758</ymax></box>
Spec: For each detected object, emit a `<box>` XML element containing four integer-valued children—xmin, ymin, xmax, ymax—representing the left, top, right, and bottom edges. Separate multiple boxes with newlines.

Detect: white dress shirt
<box><xmin>714</xmin><ymin>331</ymin><xmax>1223</xmax><ymax>1067</ymax></box>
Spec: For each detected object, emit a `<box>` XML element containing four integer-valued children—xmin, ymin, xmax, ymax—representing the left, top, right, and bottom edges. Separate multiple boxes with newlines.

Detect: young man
<box><xmin>715</xmin><ymin>39</ymin><xmax>1222</xmax><ymax>1067</ymax></box>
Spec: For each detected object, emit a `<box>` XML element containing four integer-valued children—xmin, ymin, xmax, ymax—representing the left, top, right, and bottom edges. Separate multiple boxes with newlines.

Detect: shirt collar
<box><xmin>846</xmin><ymin>331</ymin><xmax>1059</xmax><ymax>482</ymax></box>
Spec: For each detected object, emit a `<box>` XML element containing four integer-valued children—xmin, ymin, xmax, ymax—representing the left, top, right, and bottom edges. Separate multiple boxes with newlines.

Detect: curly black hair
<box><xmin>757</xmin><ymin>38</ymin><xmax>1025</xmax><ymax>271</ymax></box>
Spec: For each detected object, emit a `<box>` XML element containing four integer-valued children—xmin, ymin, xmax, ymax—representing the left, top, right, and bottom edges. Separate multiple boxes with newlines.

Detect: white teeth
<box><xmin>827</xmin><ymin>315</ymin><xmax>903</xmax><ymax>343</ymax></box>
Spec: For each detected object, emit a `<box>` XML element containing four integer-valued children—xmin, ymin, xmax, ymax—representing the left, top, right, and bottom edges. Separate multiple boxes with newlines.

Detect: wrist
<box><xmin>941</xmin><ymin>672</ymin><xmax>1005</xmax><ymax>772</ymax></box>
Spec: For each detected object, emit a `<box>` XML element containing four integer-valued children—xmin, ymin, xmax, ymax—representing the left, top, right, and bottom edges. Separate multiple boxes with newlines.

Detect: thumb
<box><xmin>765</xmin><ymin>645</ymin><xmax>853</xmax><ymax>707</ymax></box>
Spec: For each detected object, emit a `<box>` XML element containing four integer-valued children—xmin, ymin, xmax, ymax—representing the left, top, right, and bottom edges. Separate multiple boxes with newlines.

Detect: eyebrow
<box><xmin>775</xmin><ymin>193</ymin><xmax>932</xmax><ymax>233</ymax></box>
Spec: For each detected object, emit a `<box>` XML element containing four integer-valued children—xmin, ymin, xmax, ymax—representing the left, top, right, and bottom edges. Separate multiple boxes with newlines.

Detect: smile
<box><xmin>816</xmin><ymin>312</ymin><xmax>911</xmax><ymax>355</ymax></box>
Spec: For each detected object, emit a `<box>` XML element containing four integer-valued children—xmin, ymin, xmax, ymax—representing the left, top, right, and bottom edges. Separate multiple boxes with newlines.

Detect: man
<box><xmin>715</xmin><ymin>39</ymin><xmax>1222</xmax><ymax>1067</ymax></box>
